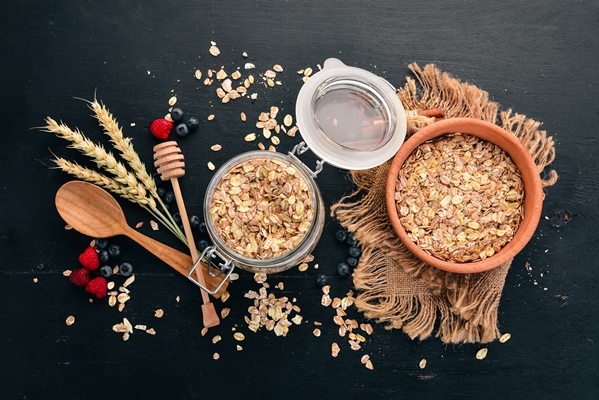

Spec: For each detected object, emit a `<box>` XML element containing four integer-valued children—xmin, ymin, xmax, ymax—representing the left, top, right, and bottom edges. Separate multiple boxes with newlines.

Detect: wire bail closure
<box><xmin>187</xmin><ymin>245</ymin><xmax>235</xmax><ymax>295</ymax></box>
<box><xmin>289</xmin><ymin>142</ymin><xmax>325</xmax><ymax>178</ymax></box>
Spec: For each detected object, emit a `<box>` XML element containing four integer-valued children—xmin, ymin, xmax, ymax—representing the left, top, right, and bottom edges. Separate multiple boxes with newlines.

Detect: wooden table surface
<box><xmin>1</xmin><ymin>1</ymin><xmax>598</xmax><ymax>399</ymax></box>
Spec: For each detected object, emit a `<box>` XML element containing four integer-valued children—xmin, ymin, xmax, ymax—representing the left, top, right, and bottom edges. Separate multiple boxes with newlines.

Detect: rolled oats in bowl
<box><xmin>394</xmin><ymin>133</ymin><xmax>524</xmax><ymax>263</ymax></box>
<box><xmin>386</xmin><ymin>118</ymin><xmax>545</xmax><ymax>274</ymax></box>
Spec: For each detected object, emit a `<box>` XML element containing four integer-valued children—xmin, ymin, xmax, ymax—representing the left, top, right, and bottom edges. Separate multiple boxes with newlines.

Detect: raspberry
<box><xmin>69</xmin><ymin>268</ymin><xmax>91</xmax><ymax>287</ymax></box>
<box><xmin>150</xmin><ymin>118</ymin><xmax>173</xmax><ymax>140</ymax></box>
<box><xmin>85</xmin><ymin>277</ymin><xmax>108</xmax><ymax>299</ymax></box>
<box><xmin>78</xmin><ymin>246</ymin><xmax>100</xmax><ymax>271</ymax></box>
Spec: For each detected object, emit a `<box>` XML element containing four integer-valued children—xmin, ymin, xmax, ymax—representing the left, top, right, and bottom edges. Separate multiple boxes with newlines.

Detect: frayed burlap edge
<box><xmin>331</xmin><ymin>63</ymin><xmax>557</xmax><ymax>343</ymax></box>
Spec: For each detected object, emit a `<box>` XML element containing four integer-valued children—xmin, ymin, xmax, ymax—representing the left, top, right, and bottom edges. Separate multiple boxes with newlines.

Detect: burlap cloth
<box><xmin>330</xmin><ymin>63</ymin><xmax>558</xmax><ymax>344</ymax></box>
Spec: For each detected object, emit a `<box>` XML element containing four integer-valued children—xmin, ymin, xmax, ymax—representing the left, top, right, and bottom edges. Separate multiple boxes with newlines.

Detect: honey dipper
<box><xmin>153</xmin><ymin>141</ymin><xmax>220</xmax><ymax>328</ymax></box>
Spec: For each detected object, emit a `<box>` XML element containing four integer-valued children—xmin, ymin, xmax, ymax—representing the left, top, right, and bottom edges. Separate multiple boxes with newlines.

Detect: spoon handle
<box><xmin>124</xmin><ymin>226</ymin><xmax>227</xmax><ymax>298</ymax></box>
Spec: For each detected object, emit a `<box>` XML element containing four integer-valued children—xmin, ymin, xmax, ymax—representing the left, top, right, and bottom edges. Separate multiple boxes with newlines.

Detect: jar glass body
<box><xmin>203</xmin><ymin>150</ymin><xmax>325</xmax><ymax>274</ymax></box>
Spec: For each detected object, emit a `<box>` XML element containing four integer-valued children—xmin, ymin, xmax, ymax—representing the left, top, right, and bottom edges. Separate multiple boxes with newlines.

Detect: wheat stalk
<box><xmin>88</xmin><ymin>98</ymin><xmax>158</xmax><ymax>196</ymax></box>
<box><xmin>42</xmin><ymin>117</ymin><xmax>151</xmax><ymax>200</ymax></box>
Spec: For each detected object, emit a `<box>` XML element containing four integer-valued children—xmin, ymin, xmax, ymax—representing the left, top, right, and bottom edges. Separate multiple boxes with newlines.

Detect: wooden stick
<box><xmin>154</xmin><ymin>142</ymin><xmax>220</xmax><ymax>328</ymax></box>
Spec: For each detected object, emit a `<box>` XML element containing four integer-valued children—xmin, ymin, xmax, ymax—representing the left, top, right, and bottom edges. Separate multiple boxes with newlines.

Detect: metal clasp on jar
<box><xmin>289</xmin><ymin>142</ymin><xmax>325</xmax><ymax>178</ymax></box>
<box><xmin>187</xmin><ymin>245</ymin><xmax>235</xmax><ymax>295</ymax></box>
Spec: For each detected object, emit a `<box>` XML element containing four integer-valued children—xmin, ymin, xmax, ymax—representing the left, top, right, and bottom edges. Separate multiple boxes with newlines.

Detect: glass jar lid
<box><xmin>296</xmin><ymin>58</ymin><xmax>407</xmax><ymax>170</ymax></box>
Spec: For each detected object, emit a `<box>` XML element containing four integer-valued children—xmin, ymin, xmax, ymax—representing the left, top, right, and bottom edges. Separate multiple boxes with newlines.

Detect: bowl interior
<box><xmin>385</xmin><ymin>118</ymin><xmax>543</xmax><ymax>274</ymax></box>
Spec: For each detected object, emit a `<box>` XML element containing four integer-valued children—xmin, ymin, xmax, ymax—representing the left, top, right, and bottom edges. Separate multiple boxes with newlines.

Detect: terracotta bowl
<box><xmin>385</xmin><ymin>118</ymin><xmax>543</xmax><ymax>274</ymax></box>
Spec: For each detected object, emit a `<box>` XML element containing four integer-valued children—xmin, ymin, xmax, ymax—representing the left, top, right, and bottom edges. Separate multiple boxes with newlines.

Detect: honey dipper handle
<box><xmin>171</xmin><ymin>179</ymin><xmax>220</xmax><ymax>328</ymax></box>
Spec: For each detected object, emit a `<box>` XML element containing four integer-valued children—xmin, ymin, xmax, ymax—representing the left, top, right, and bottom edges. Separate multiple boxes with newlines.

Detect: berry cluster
<box><xmin>315</xmin><ymin>228</ymin><xmax>362</xmax><ymax>286</ymax></box>
<box><xmin>150</xmin><ymin>107</ymin><xmax>200</xmax><ymax>140</ymax></box>
<box><xmin>68</xmin><ymin>240</ymin><xmax>134</xmax><ymax>299</ymax></box>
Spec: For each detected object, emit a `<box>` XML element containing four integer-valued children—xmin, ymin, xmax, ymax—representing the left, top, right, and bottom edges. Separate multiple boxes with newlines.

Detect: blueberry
<box><xmin>337</xmin><ymin>262</ymin><xmax>350</xmax><ymax>276</ymax></box>
<box><xmin>346</xmin><ymin>234</ymin><xmax>357</xmax><ymax>246</ymax></box>
<box><xmin>189</xmin><ymin>215</ymin><xmax>200</xmax><ymax>228</ymax></box>
<box><xmin>335</xmin><ymin>229</ymin><xmax>348</xmax><ymax>243</ymax></box>
<box><xmin>186</xmin><ymin>116</ymin><xmax>199</xmax><ymax>131</ymax></box>
<box><xmin>119</xmin><ymin>262</ymin><xmax>133</xmax><ymax>277</ymax></box>
<box><xmin>198</xmin><ymin>222</ymin><xmax>208</xmax><ymax>235</ymax></box>
<box><xmin>175</xmin><ymin>123</ymin><xmax>189</xmax><ymax>137</ymax></box>
<box><xmin>173</xmin><ymin>212</ymin><xmax>182</xmax><ymax>224</ymax></box>
<box><xmin>315</xmin><ymin>274</ymin><xmax>328</xmax><ymax>286</ymax></box>
<box><xmin>157</xmin><ymin>187</ymin><xmax>166</xmax><ymax>198</ymax></box>
<box><xmin>197</xmin><ymin>239</ymin><xmax>211</xmax><ymax>252</ymax></box>
<box><xmin>99</xmin><ymin>265</ymin><xmax>113</xmax><ymax>278</ymax></box>
<box><xmin>164</xmin><ymin>191</ymin><xmax>175</xmax><ymax>204</ymax></box>
<box><xmin>99</xmin><ymin>249</ymin><xmax>110</xmax><ymax>263</ymax></box>
<box><xmin>108</xmin><ymin>244</ymin><xmax>121</xmax><ymax>258</ymax></box>
<box><xmin>171</xmin><ymin>107</ymin><xmax>184</xmax><ymax>122</ymax></box>
<box><xmin>348</xmin><ymin>246</ymin><xmax>361</xmax><ymax>258</ymax></box>
<box><xmin>95</xmin><ymin>238</ymin><xmax>109</xmax><ymax>249</ymax></box>
<box><xmin>347</xmin><ymin>257</ymin><xmax>358</xmax><ymax>268</ymax></box>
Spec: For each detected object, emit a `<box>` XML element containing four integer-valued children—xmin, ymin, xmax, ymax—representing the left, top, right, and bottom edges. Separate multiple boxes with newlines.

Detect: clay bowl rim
<box><xmin>385</xmin><ymin>117</ymin><xmax>544</xmax><ymax>274</ymax></box>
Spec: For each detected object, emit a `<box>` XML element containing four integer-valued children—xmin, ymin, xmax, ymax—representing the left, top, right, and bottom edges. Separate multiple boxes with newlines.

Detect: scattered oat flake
<box><xmin>168</xmin><ymin>96</ymin><xmax>177</xmax><ymax>106</ymax></box>
<box><xmin>273</xmin><ymin>64</ymin><xmax>284</xmax><ymax>72</ymax></box>
<box><xmin>313</xmin><ymin>328</ymin><xmax>321</xmax><ymax>337</ymax></box>
<box><xmin>331</xmin><ymin>342</ymin><xmax>340</xmax><ymax>357</ymax></box>
<box><xmin>154</xmin><ymin>309</ymin><xmax>164</xmax><ymax>318</ymax></box>
<box><xmin>360</xmin><ymin>323</ymin><xmax>373</xmax><ymax>335</ymax></box>
<box><xmin>123</xmin><ymin>275</ymin><xmax>135</xmax><ymax>288</ymax></box>
<box><xmin>209</xmin><ymin>45</ymin><xmax>220</xmax><ymax>56</ymax></box>
<box><xmin>365</xmin><ymin>360</ymin><xmax>374</xmax><ymax>370</ymax></box>
<box><xmin>499</xmin><ymin>333</ymin><xmax>511</xmax><ymax>343</ymax></box>
<box><xmin>107</xmin><ymin>281</ymin><xmax>115</xmax><ymax>290</ymax></box>
<box><xmin>213</xmin><ymin>352</ymin><xmax>220</xmax><ymax>360</ymax></box>
<box><xmin>283</xmin><ymin>114</ymin><xmax>293</xmax><ymax>127</ymax></box>
<box><xmin>63</xmin><ymin>270</ymin><xmax>72</xmax><ymax>277</ymax></box>
<box><xmin>195</xmin><ymin>69</ymin><xmax>202</xmax><ymax>80</ymax></box>
<box><xmin>118</xmin><ymin>303</ymin><xmax>125</xmax><ymax>312</ymax></box>
<box><xmin>476</xmin><ymin>348</ymin><xmax>488</xmax><ymax>360</ymax></box>
<box><xmin>298</xmin><ymin>263</ymin><xmax>309</xmax><ymax>272</ymax></box>
<box><xmin>220</xmin><ymin>308</ymin><xmax>230</xmax><ymax>319</ymax></box>
<box><xmin>240</xmin><ymin>112</ymin><xmax>247</xmax><ymax>121</ymax></box>
<box><xmin>146</xmin><ymin>328</ymin><xmax>156</xmax><ymax>335</ymax></box>
<box><xmin>361</xmin><ymin>355</ymin><xmax>370</xmax><ymax>364</ymax></box>
<box><xmin>201</xmin><ymin>327</ymin><xmax>209</xmax><ymax>336</ymax></box>
<box><xmin>65</xmin><ymin>224</ymin><xmax>73</xmax><ymax>230</ymax></box>
<box><xmin>207</xmin><ymin>162</ymin><xmax>216</xmax><ymax>171</ymax></box>
<box><xmin>291</xmin><ymin>315</ymin><xmax>303</xmax><ymax>325</ymax></box>
<box><xmin>33</xmin><ymin>277</ymin><xmax>38</xmax><ymax>283</ymax></box>
<box><xmin>176</xmin><ymin>296</ymin><xmax>181</xmax><ymax>303</ymax></box>
<box><xmin>244</xmin><ymin>133</ymin><xmax>256</xmax><ymax>142</ymax></box>
<box><xmin>65</xmin><ymin>316</ymin><xmax>75</xmax><ymax>326</ymax></box>
<box><xmin>212</xmin><ymin>335</ymin><xmax>222</xmax><ymax>344</ymax></box>
<box><xmin>236</xmin><ymin>345</ymin><xmax>243</xmax><ymax>351</ymax></box>
<box><xmin>233</xmin><ymin>332</ymin><xmax>245</xmax><ymax>341</ymax></box>
<box><xmin>108</xmin><ymin>295</ymin><xmax>117</xmax><ymax>307</ymax></box>
<box><xmin>135</xmin><ymin>325</ymin><xmax>147</xmax><ymax>331</ymax></box>
<box><xmin>135</xmin><ymin>221</ymin><xmax>143</xmax><ymax>228</ymax></box>
<box><xmin>122</xmin><ymin>332</ymin><xmax>130</xmax><ymax>341</ymax></box>
<box><xmin>211</xmin><ymin>144</ymin><xmax>222</xmax><ymax>152</ymax></box>
<box><xmin>245</xmin><ymin>63</ymin><xmax>255</xmax><ymax>69</ymax></box>
<box><xmin>419</xmin><ymin>359</ymin><xmax>427</xmax><ymax>369</ymax></box>
<box><xmin>220</xmin><ymin>290</ymin><xmax>230</xmax><ymax>302</ymax></box>
<box><xmin>150</xmin><ymin>220</ymin><xmax>159</xmax><ymax>231</ymax></box>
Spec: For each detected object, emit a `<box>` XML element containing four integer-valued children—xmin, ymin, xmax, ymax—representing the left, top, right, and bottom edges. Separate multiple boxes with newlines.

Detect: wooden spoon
<box><xmin>54</xmin><ymin>180</ymin><xmax>228</xmax><ymax>298</ymax></box>
<box><xmin>154</xmin><ymin>141</ymin><xmax>220</xmax><ymax>328</ymax></box>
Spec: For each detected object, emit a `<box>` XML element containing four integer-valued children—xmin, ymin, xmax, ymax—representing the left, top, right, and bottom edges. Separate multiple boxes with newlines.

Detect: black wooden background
<box><xmin>1</xmin><ymin>1</ymin><xmax>598</xmax><ymax>399</ymax></box>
